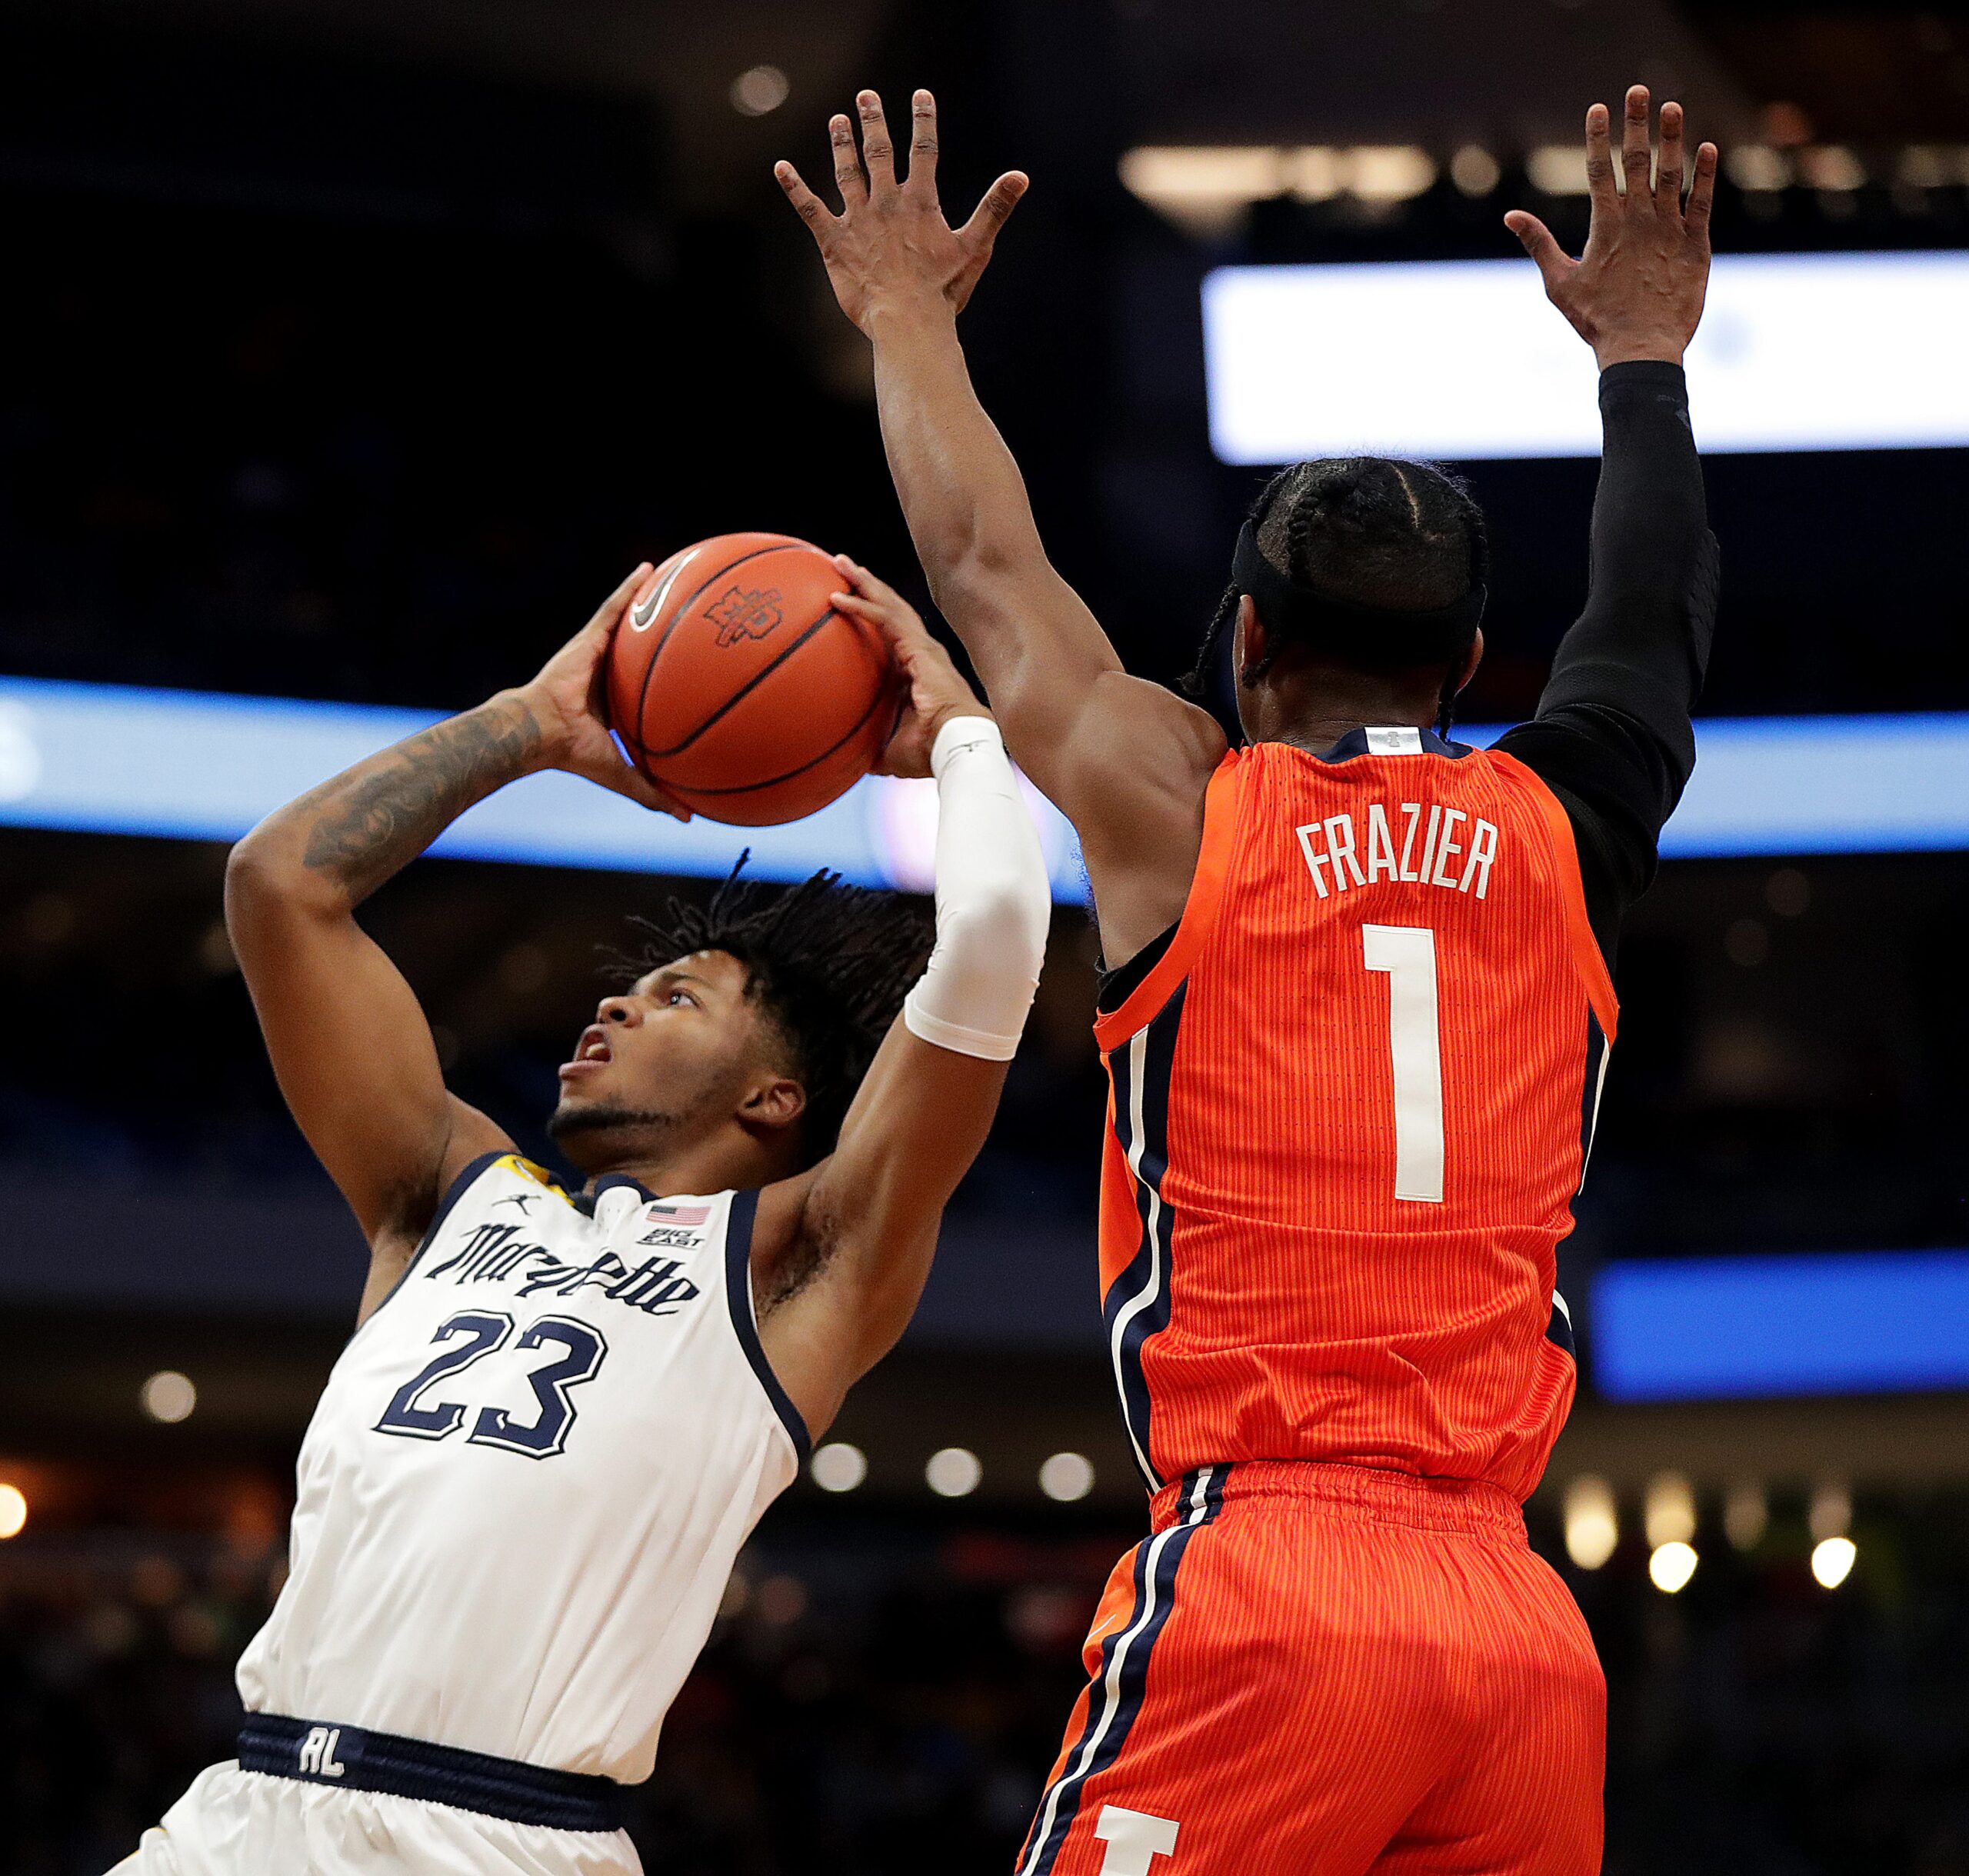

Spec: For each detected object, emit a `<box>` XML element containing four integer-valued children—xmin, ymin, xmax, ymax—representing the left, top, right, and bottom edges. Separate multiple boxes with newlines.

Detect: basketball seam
<box><xmin>643</xmin><ymin>605</ymin><xmax>851</xmax><ymax>761</ymax></box>
<box><xmin>667</xmin><ymin>671</ymin><xmax>898</xmax><ymax>799</ymax></box>
<box><xmin>629</xmin><ymin>541</ymin><xmax>809</xmax><ymax>761</ymax></box>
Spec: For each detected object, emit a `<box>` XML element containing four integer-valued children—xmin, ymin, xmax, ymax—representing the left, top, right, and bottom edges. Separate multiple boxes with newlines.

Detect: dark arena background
<box><xmin>3</xmin><ymin>2</ymin><xmax>1969</xmax><ymax>1871</ymax></box>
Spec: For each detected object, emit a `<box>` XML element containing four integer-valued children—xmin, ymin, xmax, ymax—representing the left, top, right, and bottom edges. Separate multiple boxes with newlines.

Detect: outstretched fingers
<box><xmin>1621</xmin><ymin>84</ymin><xmax>1654</xmax><ymax>206</ymax></box>
<box><xmin>1503</xmin><ymin>209</ymin><xmax>1572</xmax><ymax>294</ymax></box>
<box><xmin>830</xmin><ymin>112</ymin><xmax>866</xmax><ymax>207</ymax></box>
<box><xmin>1583</xmin><ymin>101</ymin><xmax>1619</xmax><ymax>213</ymax></box>
<box><xmin>1686</xmin><ymin>140</ymin><xmax>1719</xmax><ymax>242</ymax></box>
<box><xmin>856</xmin><ymin>90</ymin><xmax>897</xmax><ymax>191</ymax></box>
<box><xmin>775</xmin><ymin>160</ymin><xmax>835</xmax><ymax>233</ymax></box>
<box><xmin>1655</xmin><ymin>100</ymin><xmax>1685</xmax><ymax>214</ymax></box>
<box><xmin>907</xmin><ymin>89</ymin><xmax>939</xmax><ymax>195</ymax></box>
<box><xmin>957</xmin><ymin>170</ymin><xmax>1030</xmax><ymax>252</ymax></box>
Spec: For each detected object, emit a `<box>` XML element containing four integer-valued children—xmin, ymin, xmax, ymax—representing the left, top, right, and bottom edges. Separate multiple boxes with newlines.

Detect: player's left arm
<box><xmin>750</xmin><ymin>572</ymin><xmax>1051</xmax><ymax>1441</ymax></box>
<box><xmin>777</xmin><ymin>90</ymin><xmax>1227</xmax><ymax>969</ymax></box>
<box><xmin>1494</xmin><ymin>87</ymin><xmax>1723</xmax><ymax>937</ymax></box>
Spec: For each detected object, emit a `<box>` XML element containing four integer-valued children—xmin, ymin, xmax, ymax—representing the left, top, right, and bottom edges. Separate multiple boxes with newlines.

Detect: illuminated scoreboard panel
<box><xmin>1203</xmin><ymin>252</ymin><xmax>1969</xmax><ymax>463</ymax></box>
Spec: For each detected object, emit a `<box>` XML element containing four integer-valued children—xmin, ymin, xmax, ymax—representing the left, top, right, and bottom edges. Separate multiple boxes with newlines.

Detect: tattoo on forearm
<box><xmin>298</xmin><ymin>698</ymin><xmax>542</xmax><ymax>902</ymax></box>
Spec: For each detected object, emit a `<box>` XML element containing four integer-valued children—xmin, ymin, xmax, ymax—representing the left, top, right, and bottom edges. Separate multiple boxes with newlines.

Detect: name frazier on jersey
<box><xmin>421</xmin><ymin>1211</ymin><xmax>708</xmax><ymax>1316</ymax></box>
<box><xmin>1295</xmin><ymin>800</ymin><xmax>1501</xmax><ymax>902</ymax></box>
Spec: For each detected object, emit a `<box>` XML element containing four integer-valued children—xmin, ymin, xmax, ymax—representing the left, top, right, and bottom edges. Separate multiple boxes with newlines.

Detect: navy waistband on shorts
<box><xmin>237</xmin><ymin>1714</ymin><xmax>625</xmax><ymax>1833</ymax></box>
<box><xmin>1149</xmin><ymin>1459</ymin><xmax>1528</xmax><ymax>1542</ymax></box>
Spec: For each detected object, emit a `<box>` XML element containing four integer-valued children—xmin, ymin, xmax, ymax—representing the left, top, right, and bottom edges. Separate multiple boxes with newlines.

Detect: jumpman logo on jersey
<box><xmin>493</xmin><ymin>1193</ymin><xmax>539</xmax><ymax>1213</ymax></box>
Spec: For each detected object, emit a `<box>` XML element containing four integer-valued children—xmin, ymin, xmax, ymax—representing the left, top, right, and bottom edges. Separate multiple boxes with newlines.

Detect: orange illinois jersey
<box><xmin>1092</xmin><ymin>726</ymin><xmax>1618</xmax><ymax>1503</ymax></box>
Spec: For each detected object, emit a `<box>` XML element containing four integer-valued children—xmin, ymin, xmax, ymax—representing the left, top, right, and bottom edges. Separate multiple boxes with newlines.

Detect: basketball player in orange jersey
<box><xmin>784</xmin><ymin>85</ymin><xmax>1718</xmax><ymax>1875</ymax></box>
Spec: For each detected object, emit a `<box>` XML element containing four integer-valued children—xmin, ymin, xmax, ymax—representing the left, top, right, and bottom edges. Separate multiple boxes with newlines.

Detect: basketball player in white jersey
<box><xmin>112</xmin><ymin>558</ymin><xmax>1052</xmax><ymax>1875</ymax></box>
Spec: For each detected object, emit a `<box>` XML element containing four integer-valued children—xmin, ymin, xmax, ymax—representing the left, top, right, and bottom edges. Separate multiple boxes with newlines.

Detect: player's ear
<box><xmin>738</xmin><ymin>1074</ymin><xmax>807</xmax><ymax>1135</ymax></box>
<box><xmin>1235</xmin><ymin>594</ymin><xmax>1268</xmax><ymax>686</ymax></box>
<box><xmin>1453</xmin><ymin>628</ymin><xmax>1485</xmax><ymax>698</ymax></box>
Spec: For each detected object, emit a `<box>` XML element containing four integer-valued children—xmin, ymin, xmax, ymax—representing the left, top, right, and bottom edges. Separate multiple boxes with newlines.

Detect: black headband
<box><xmin>1232</xmin><ymin>521</ymin><xmax>1486</xmax><ymax>668</ymax></box>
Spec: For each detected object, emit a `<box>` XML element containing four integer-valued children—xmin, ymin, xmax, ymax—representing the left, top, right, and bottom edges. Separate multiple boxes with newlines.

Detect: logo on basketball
<box><xmin>706</xmin><ymin>585</ymin><xmax>785</xmax><ymax>648</ymax></box>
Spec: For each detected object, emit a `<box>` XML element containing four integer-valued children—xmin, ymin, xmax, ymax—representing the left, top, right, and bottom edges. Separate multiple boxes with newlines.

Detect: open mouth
<box><xmin>558</xmin><ymin>1025</ymin><xmax>614</xmax><ymax>1078</ymax></box>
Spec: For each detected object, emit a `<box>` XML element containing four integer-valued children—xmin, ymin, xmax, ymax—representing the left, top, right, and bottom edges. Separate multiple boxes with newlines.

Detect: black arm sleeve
<box><xmin>1491</xmin><ymin>359</ymin><xmax>1721</xmax><ymax>966</ymax></box>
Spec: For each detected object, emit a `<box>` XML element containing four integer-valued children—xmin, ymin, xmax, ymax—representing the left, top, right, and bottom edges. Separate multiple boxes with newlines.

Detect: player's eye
<box><xmin>666</xmin><ymin>989</ymin><xmax>696</xmax><ymax>1008</ymax></box>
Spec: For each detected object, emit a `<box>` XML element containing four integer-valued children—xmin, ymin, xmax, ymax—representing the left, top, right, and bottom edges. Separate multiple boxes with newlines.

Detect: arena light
<box><xmin>1121</xmin><ymin>144</ymin><xmax>1438</xmax><ymax>229</ymax></box>
<box><xmin>0</xmin><ymin>1482</ymin><xmax>25</xmax><ymax>1540</ymax></box>
<box><xmin>1809</xmin><ymin>1481</ymin><xmax>1852</xmax><ymax>1544</ymax></box>
<box><xmin>1038</xmin><ymin>1452</ymin><xmax>1095</xmax><ymax>1502</ymax></box>
<box><xmin>1203</xmin><ymin>252</ymin><xmax>1969</xmax><ymax>462</ymax></box>
<box><xmin>1649</xmin><ymin>1541</ymin><xmax>1699</xmax><ymax>1594</ymax></box>
<box><xmin>11</xmin><ymin>678</ymin><xmax>1969</xmax><ymax>874</ymax></box>
<box><xmin>925</xmin><ymin>1447</ymin><xmax>981</xmax><ymax>1498</ymax></box>
<box><xmin>1593</xmin><ymin>1249</ymin><xmax>1969</xmax><ymax>1401</ymax></box>
<box><xmin>1898</xmin><ymin>146</ymin><xmax>1969</xmax><ymax>188</ymax></box>
<box><xmin>141</xmin><ymin>1371</ymin><xmax>198</xmax><ymax>1424</ymax></box>
<box><xmin>729</xmin><ymin>65</ymin><xmax>790</xmax><ymax>118</ymax></box>
<box><xmin>1119</xmin><ymin>146</ymin><xmax>1287</xmax><ymax>235</ymax></box>
<box><xmin>1644</xmin><ymin>1472</ymin><xmax>1697</xmax><ymax>1548</ymax></box>
<box><xmin>1811</xmin><ymin>1536</ymin><xmax>1857</xmax><ymax>1588</ymax></box>
<box><xmin>1798</xmin><ymin>146</ymin><xmax>1865</xmax><ymax>192</ymax></box>
<box><xmin>1449</xmin><ymin>146</ymin><xmax>1501</xmax><ymax>198</ymax></box>
<box><xmin>1724</xmin><ymin>1481</ymin><xmax>1769</xmax><ymax>1552</ymax></box>
<box><xmin>1344</xmin><ymin>147</ymin><xmax>1437</xmax><ymax>204</ymax></box>
<box><xmin>1525</xmin><ymin>144</ymin><xmax>1592</xmax><ymax>195</ymax></box>
<box><xmin>1562</xmin><ymin>1475</ymin><xmax>1618</xmax><ymax>1570</ymax></box>
<box><xmin>809</xmin><ymin>1442</ymin><xmax>867</xmax><ymax>1493</ymax></box>
<box><xmin>1725</xmin><ymin>145</ymin><xmax>1791</xmax><ymax>192</ymax></box>
<box><xmin>1284</xmin><ymin>147</ymin><xmax>1344</xmax><ymax>204</ymax></box>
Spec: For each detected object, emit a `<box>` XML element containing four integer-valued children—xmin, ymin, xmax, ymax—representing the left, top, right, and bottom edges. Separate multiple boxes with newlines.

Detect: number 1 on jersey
<box><xmin>1363</xmin><ymin>924</ymin><xmax>1444</xmax><ymax>1203</ymax></box>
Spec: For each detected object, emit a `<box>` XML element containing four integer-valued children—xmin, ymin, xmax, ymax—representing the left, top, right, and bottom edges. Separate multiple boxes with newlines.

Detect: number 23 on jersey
<box><xmin>374</xmin><ymin>1309</ymin><xmax>609</xmax><ymax>1459</ymax></box>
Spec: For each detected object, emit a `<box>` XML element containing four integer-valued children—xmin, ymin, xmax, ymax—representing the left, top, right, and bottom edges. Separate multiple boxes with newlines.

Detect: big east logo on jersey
<box><xmin>705</xmin><ymin>585</ymin><xmax>784</xmax><ymax>648</ymax></box>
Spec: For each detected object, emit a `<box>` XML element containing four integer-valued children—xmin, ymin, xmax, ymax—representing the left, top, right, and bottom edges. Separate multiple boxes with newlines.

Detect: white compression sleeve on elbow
<box><xmin>901</xmin><ymin>716</ymin><xmax>1051</xmax><ymax>1062</ymax></box>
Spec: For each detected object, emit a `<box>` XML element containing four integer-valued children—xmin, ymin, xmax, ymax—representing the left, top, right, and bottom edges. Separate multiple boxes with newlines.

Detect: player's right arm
<box><xmin>225</xmin><ymin>566</ymin><xmax>683</xmax><ymax>1317</ymax></box>
<box><xmin>747</xmin><ymin>570</ymin><xmax>1052</xmax><ymax>1440</ymax></box>
<box><xmin>1494</xmin><ymin>88</ymin><xmax>1722</xmax><ymax>950</ymax></box>
<box><xmin>778</xmin><ymin>90</ymin><xmax>1227</xmax><ymax>964</ymax></box>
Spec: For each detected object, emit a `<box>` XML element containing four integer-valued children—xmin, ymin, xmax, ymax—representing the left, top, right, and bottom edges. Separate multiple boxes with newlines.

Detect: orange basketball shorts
<box><xmin>1015</xmin><ymin>1461</ymin><xmax>1604</xmax><ymax>1876</ymax></box>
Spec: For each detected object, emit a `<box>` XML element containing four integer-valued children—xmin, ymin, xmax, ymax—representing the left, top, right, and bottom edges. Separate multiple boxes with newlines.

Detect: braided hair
<box><xmin>621</xmin><ymin>862</ymin><xmax>930</xmax><ymax>1166</ymax></box>
<box><xmin>1185</xmin><ymin>458</ymin><xmax>1490</xmax><ymax>731</ymax></box>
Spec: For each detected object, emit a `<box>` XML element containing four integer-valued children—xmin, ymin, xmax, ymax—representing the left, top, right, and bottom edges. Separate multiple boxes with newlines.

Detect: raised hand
<box><xmin>1504</xmin><ymin>85</ymin><xmax>1717</xmax><ymax>368</ymax></box>
<box><xmin>775</xmin><ymin>89</ymin><xmax>1028</xmax><ymax>334</ymax></box>
<box><xmin>516</xmin><ymin>565</ymin><xmax>691</xmax><ymax>819</ymax></box>
<box><xmin>829</xmin><ymin>555</ymin><xmax>988</xmax><ymax>778</ymax></box>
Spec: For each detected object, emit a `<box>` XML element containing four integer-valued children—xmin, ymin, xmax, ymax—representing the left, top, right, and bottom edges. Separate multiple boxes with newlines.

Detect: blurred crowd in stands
<box><xmin>3</xmin><ymin>1502</ymin><xmax>1964</xmax><ymax>1875</ymax></box>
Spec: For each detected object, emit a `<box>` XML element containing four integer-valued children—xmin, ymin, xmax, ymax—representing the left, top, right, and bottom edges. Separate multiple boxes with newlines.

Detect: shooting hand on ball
<box><xmin>830</xmin><ymin>556</ymin><xmax>987</xmax><ymax>780</ymax></box>
<box><xmin>514</xmin><ymin>565</ymin><xmax>691</xmax><ymax>821</ymax></box>
<box><xmin>1504</xmin><ymin>86</ymin><xmax>1717</xmax><ymax>368</ymax></box>
<box><xmin>776</xmin><ymin>89</ymin><xmax>1028</xmax><ymax>334</ymax></box>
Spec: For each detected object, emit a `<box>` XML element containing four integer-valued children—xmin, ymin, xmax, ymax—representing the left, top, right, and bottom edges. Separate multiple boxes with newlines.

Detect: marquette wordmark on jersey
<box><xmin>1297</xmin><ymin>800</ymin><xmax>1501</xmax><ymax>901</ymax></box>
<box><xmin>425</xmin><ymin>1219</ymin><xmax>706</xmax><ymax>1317</ymax></box>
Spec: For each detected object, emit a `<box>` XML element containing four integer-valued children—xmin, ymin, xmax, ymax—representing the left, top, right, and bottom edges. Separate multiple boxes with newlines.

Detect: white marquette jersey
<box><xmin>235</xmin><ymin>1153</ymin><xmax>805</xmax><ymax>1784</ymax></box>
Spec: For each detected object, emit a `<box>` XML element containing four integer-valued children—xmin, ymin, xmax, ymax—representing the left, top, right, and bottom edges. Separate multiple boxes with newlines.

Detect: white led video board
<box><xmin>1204</xmin><ymin>252</ymin><xmax>1969</xmax><ymax>462</ymax></box>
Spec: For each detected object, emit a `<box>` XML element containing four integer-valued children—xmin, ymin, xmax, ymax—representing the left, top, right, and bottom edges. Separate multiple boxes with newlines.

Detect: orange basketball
<box><xmin>606</xmin><ymin>533</ymin><xmax>901</xmax><ymax>826</ymax></box>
